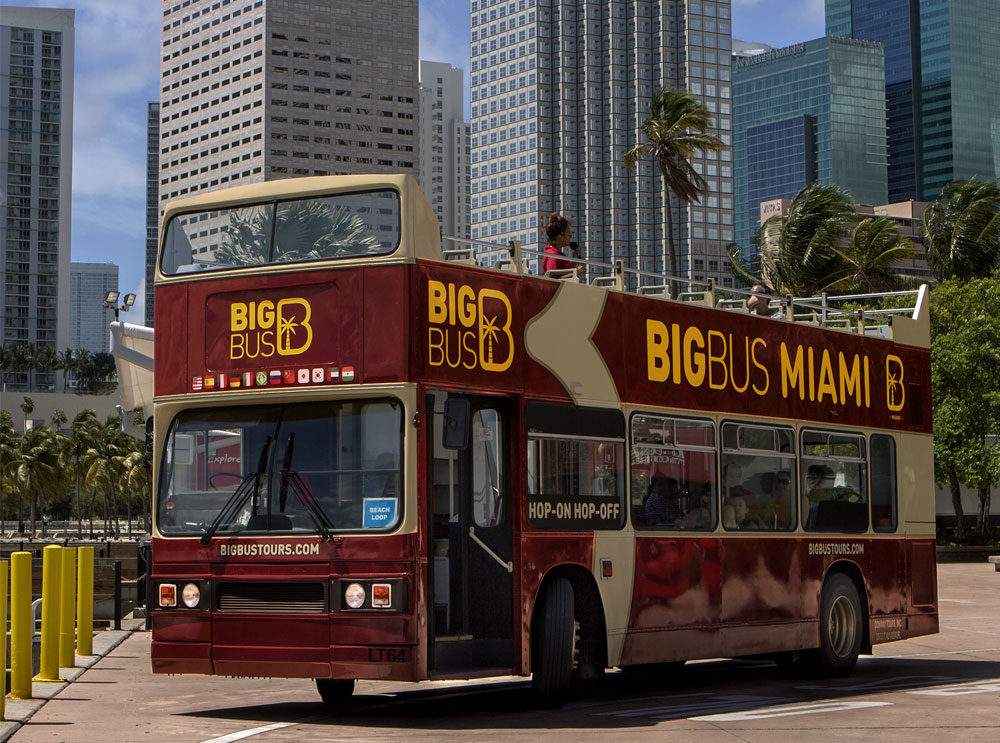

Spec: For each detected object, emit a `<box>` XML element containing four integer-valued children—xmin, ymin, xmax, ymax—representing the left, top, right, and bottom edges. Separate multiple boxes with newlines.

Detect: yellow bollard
<box><xmin>77</xmin><ymin>546</ymin><xmax>94</xmax><ymax>657</ymax></box>
<box><xmin>10</xmin><ymin>551</ymin><xmax>33</xmax><ymax>699</ymax></box>
<box><xmin>59</xmin><ymin>547</ymin><xmax>77</xmax><ymax>669</ymax></box>
<box><xmin>35</xmin><ymin>544</ymin><xmax>64</xmax><ymax>682</ymax></box>
<box><xmin>1</xmin><ymin>561</ymin><xmax>7</xmax><ymax>721</ymax></box>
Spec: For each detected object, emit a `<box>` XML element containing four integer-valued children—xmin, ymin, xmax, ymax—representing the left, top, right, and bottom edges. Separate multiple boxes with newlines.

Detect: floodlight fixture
<box><xmin>123</xmin><ymin>293</ymin><xmax>137</xmax><ymax>308</ymax></box>
<box><xmin>104</xmin><ymin>290</ymin><xmax>120</xmax><ymax>307</ymax></box>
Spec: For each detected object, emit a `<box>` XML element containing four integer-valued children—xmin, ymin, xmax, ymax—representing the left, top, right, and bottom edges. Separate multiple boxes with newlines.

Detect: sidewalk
<box><xmin>0</xmin><ymin>619</ymin><xmax>145</xmax><ymax>742</ymax></box>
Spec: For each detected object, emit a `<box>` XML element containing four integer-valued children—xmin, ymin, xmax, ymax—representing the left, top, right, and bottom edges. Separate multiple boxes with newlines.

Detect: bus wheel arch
<box><xmin>809</xmin><ymin>564</ymin><xmax>868</xmax><ymax>676</ymax></box>
<box><xmin>823</xmin><ymin>561</ymin><xmax>871</xmax><ymax>653</ymax></box>
<box><xmin>530</xmin><ymin>566</ymin><xmax>608</xmax><ymax>704</ymax></box>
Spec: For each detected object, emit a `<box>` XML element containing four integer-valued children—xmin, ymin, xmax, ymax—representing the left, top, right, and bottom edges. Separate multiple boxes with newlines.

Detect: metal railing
<box><xmin>440</xmin><ymin>235</ymin><xmax>927</xmax><ymax>332</ymax></box>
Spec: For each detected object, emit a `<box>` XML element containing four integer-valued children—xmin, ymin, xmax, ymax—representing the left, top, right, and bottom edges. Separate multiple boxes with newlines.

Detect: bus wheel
<box><xmin>813</xmin><ymin>574</ymin><xmax>863</xmax><ymax>677</ymax></box>
<box><xmin>316</xmin><ymin>678</ymin><xmax>355</xmax><ymax>707</ymax></box>
<box><xmin>532</xmin><ymin>577</ymin><xmax>575</xmax><ymax>707</ymax></box>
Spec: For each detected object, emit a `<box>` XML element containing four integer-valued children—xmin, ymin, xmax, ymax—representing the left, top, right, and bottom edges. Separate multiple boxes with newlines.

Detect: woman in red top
<box><xmin>541</xmin><ymin>212</ymin><xmax>584</xmax><ymax>277</ymax></box>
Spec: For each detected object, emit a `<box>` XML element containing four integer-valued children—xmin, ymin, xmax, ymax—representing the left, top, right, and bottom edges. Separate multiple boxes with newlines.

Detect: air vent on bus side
<box><xmin>216</xmin><ymin>582</ymin><xmax>327</xmax><ymax>613</ymax></box>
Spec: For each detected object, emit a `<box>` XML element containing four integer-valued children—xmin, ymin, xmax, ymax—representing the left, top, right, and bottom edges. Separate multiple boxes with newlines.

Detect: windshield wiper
<box><xmin>278</xmin><ymin>432</ymin><xmax>335</xmax><ymax>540</ymax></box>
<box><xmin>201</xmin><ymin>437</ymin><xmax>271</xmax><ymax>544</ymax></box>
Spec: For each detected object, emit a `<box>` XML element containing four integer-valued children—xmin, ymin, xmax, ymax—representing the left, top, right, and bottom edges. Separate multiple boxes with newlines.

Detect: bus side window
<box><xmin>870</xmin><ymin>434</ymin><xmax>897</xmax><ymax>532</ymax></box>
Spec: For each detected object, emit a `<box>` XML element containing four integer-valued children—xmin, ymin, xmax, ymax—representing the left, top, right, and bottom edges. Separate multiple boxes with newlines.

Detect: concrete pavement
<box><xmin>0</xmin><ymin>620</ymin><xmax>143</xmax><ymax>742</ymax></box>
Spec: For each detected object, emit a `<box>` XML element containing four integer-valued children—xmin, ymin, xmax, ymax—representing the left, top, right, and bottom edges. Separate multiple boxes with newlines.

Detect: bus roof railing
<box><xmin>440</xmin><ymin>235</ymin><xmax>928</xmax><ymax>336</ymax></box>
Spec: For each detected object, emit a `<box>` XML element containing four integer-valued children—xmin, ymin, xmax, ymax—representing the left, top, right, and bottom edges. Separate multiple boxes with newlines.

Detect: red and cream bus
<box><xmin>149</xmin><ymin>175</ymin><xmax>937</xmax><ymax>705</ymax></box>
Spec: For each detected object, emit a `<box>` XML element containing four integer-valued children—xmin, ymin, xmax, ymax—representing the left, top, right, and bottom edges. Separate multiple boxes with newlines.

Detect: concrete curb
<box><xmin>0</xmin><ymin>621</ymin><xmax>143</xmax><ymax>742</ymax></box>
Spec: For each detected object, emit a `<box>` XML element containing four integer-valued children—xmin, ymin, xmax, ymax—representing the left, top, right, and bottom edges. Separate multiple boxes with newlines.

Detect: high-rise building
<box><xmin>145</xmin><ymin>101</ymin><xmax>159</xmax><ymax>327</ymax></box>
<box><xmin>419</xmin><ymin>61</ymin><xmax>471</xmax><ymax>240</ymax></box>
<box><xmin>0</xmin><ymin>7</ymin><xmax>74</xmax><ymax>390</ymax></box>
<box><xmin>827</xmin><ymin>0</ymin><xmax>1000</xmax><ymax>201</ymax></box>
<box><xmin>69</xmin><ymin>262</ymin><xmax>119</xmax><ymax>355</ymax></box>
<box><xmin>470</xmin><ymin>0</ymin><xmax>735</xmax><ymax>287</ymax></box>
<box><xmin>158</xmin><ymin>0</ymin><xmax>419</xmax><ymax>211</ymax></box>
<box><xmin>733</xmin><ymin>37</ymin><xmax>888</xmax><ymax>249</ymax></box>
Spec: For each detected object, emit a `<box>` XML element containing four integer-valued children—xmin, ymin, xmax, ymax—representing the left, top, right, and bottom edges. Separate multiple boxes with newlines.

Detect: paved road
<box><xmin>12</xmin><ymin>563</ymin><xmax>1000</xmax><ymax>742</ymax></box>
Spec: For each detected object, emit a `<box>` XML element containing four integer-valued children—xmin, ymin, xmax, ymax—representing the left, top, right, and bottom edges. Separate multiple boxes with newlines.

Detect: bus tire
<box><xmin>812</xmin><ymin>573</ymin><xmax>863</xmax><ymax>677</ymax></box>
<box><xmin>532</xmin><ymin>577</ymin><xmax>575</xmax><ymax>707</ymax></box>
<box><xmin>316</xmin><ymin>678</ymin><xmax>355</xmax><ymax>706</ymax></box>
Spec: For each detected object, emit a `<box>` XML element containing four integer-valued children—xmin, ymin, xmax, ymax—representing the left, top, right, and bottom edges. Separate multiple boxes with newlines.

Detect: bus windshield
<box><xmin>160</xmin><ymin>189</ymin><xmax>400</xmax><ymax>275</ymax></box>
<box><xmin>158</xmin><ymin>399</ymin><xmax>402</xmax><ymax>537</ymax></box>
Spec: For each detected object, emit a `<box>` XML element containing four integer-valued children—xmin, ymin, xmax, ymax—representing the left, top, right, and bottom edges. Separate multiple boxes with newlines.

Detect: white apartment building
<box><xmin>470</xmin><ymin>0</ymin><xmax>735</xmax><ymax>285</ymax></box>
<box><xmin>69</xmin><ymin>262</ymin><xmax>118</xmax><ymax>355</ymax></box>
<box><xmin>0</xmin><ymin>7</ymin><xmax>74</xmax><ymax>390</ymax></box>
<box><xmin>145</xmin><ymin>100</ymin><xmax>160</xmax><ymax>327</ymax></box>
<box><xmin>158</xmin><ymin>0</ymin><xmax>419</xmax><ymax>209</ymax></box>
<box><xmin>419</xmin><ymin>61</ymin><xmax>471</xmax><ymax>240</ymax></box>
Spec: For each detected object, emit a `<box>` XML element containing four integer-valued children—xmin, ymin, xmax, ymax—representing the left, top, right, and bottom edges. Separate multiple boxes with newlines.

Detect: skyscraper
<box><xmin>145</xmin><ymin>101</ymin><xmax>159</xmax><ymax>327</ymax></box>
<box><xmin>419</xmin><ymin>61</ymin><xmax>471</xmax><ymax>240</ymax></box>
<box><xmin>0</xmin><ymin>7</ymin><xmax>74</xmax><ymax>390</ymax></box>
<box><xmin>70</xmin><ymin>262</ymin><xmax>118</xmax><ymax>355</ymax></box>
<box><xmin>158</xmin><ymin>0</ymin><xmax>419</xmax><ymax>211</ymax></box>
<box><xmin>827</xmin><ymin>0</ymin><xmax>1000</xmax><ymax>201</ymax></box>
<box><xmin>733</xmin><ymin>37</ymin><xmax>888</xmax><ymax>248</ymax></box>
<box><xmin>470</xmin><ymin>0</ymin><xmax>735</xmax><ymax>287</ymax></box>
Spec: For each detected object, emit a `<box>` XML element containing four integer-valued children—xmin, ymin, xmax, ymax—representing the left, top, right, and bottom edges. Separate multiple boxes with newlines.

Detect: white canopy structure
<box><xmin>110</xmin><ymin>321</ymin><xmax>154</xmax><ymax>439</ymax></box>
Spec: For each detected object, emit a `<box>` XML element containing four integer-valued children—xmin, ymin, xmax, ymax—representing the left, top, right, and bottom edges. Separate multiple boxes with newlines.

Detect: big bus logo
<box><xmin>427</xmin><ymin>280</ymin><xmax>514</xmax><ymax>372</ymax></box>
<box><xmin>229</xmin><ymin>298</ymin><xmax>313</xmax><ymax>360</ymax></box>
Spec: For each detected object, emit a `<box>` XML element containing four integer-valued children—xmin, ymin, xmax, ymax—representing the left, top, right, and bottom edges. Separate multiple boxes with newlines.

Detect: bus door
<box><xmin>426</xmin><ymin>391</ymin><xmax>513</xmax><ymax>674</ymax></box>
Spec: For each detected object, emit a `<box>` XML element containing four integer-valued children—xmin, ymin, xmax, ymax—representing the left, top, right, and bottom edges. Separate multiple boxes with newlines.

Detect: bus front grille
<box><xmin>216</xmin><ymin>582</ymin><xmax>327</xmax><ymax>613</ymax></box>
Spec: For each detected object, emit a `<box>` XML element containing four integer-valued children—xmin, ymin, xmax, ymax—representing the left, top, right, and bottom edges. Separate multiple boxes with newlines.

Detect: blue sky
<box><xmin>8</xmin><ymin>0</ymin><xmax>824</xmax><ymax>323</ymax></box>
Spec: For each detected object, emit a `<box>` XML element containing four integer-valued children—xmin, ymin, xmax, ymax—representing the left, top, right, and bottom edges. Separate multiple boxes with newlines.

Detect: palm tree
<box><xmin>119</xmin><ymin>440</ymin><xmax>151</xmax><ymax>535</ymax></box>
<box><xmin>624</xmin><ymin>87</ymin><xmax>723</xmax><ymax>295</ymax></box>
<box><xmin>729</xmin><ymin>182</ymin><xmax>857</xmax><ymax>297</ymax></box>
<box><xmin>828</xmin><ymin>216</ymin><xmax>919</xmax><ymax>293</ymax></box>
<box><xmin>7</xmin><ymin>425</ymin><xmax>59</xmax><ymax>536</ymax></box>
<box><xmin>0</xmin><ymin>410</ymin><xmax>17</xmax><ymax>532</ymax></box>
<box><xmin>56</xmin><ymin>347</ymin><xmax>75</xmax><ymax>392</ymax></box>
<box><xmin>215</xmin><ymin>199</ymin><xmax>381</xmax><ymax>266</ymax></box>
<box><xmin>19</xmin><ymin>396</ymin><xmax>34</xmax><ymax>431</ymax></box>
<box><xmin>922</xmin><ymin>178</ymin><xmax>1000</xmax><ymax>281</ymax></box>
<box><xmin>59</xmin><ymin>409</ymin><xmax>98</xmax><ymax>537</ymax></box>
<box><xmin>34</xmin><ymin>345</ymin><xmax>58</xmax><ymax>390</ymax></box>
<box><xmin>50</xmin><ymin>409</ymin><xmax>68</xmax><ymax>431</ymax></box>
<box><xmin>83</xmin><ymin>418</ymin><xmax>128</xmax><ymax>536</ymax></box>
<box><xmin>73</xmin><ymin>348</ymin><xmax>93</xmax><ymax>391</ymax></box>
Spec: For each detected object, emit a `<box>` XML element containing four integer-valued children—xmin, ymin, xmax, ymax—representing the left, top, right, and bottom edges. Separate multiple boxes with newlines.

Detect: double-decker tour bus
<box><xmin>149</xmin><ymin>174</ymin><xmax>937</xmax><ymax>705</ymax></box>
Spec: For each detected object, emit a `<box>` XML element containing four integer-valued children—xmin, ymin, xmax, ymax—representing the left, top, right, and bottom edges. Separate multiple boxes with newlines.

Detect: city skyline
<box><xmin>5</xmin><ymin>0</ymin><xmax>825</xmax><ymax>321</ymax></box>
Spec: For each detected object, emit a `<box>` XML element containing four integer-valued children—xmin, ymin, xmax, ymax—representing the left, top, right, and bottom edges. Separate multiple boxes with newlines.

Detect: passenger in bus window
<box><xmin>643</xmin><ymin>474</ymin><xmax>684</xmax><ymax>526</ymax></box>
<box><xmin>541</xmin><ymin>212</ymin><xmax>585</xmax><ymax>278</ymax></box>
<box><xmin>723</xmin><ymin>461</ymin><xmax>758</xmax><ymax>507</ymax></box>
<box><xmin>746</xmin><ymin>284</ymin><xmax>785</xmax><ymax>319</ymax></box>
<box><xmin>802</xmin><ymin>464</ymin><xmax>836</xmax><ymax>528</ymax></box>
<box><xmin>679</xmin><ymin>482</ymin><xmax>713</xmax><ymax>529</ymax></box>
<box><xmin>723</xmin><ymin>495</ymin><xmax>765</xmax><ymax>530</ymax></box>
<box><xmin>760</xmin><ymin>470</ymin><xmax>795</xmax><ymax>529</ymax></box>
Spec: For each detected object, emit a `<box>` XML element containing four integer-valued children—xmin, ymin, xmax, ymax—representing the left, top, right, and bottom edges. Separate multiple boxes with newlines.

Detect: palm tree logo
<box><xmin>276</xmin><ymin>298</ymin><xmax>313</xmax><ymax>356</ymax></box>
<box><xmin>885</xmin><ymin>355</ymin><xmax>905</xmax><ymax>412</ymax></box>
<box><xmin>477</xmin><ymin>289</ymin><xmax>514</xmax><ymax>372</ymax></box>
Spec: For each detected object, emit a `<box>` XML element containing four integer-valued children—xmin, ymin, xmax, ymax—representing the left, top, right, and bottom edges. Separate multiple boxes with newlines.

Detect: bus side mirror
<box><xmin>145</xmin><ymin>416</ymin><xmax>154</xmax><ymax>456</ymax></box>
<box><xmin>442</xmin><ymin>399</ymin><xmax>470</xmax><ymax>450</ymax></box>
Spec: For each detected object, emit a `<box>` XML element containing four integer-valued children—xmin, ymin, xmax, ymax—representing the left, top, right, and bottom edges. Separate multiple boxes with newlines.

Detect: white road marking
<box><xmin>691</xmin><ymin>700</ymin><xmax>891</xmax><ymax>722</ymax></box>
<box><xmin>200</xmin><ymin>722</ymin><xmax>297</xmax><ymax>743</ymax></box>
<box><xmin>909</xmin><ymin>678</ymin><xmax>1000</xmax><ymax>696</ymax></box>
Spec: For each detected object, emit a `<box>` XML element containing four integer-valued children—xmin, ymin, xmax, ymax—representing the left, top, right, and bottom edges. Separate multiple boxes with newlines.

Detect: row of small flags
<box><xmin>192</xmin><ymin>366</ymin><xmax>355</xmax><ymax>391</ymax></box>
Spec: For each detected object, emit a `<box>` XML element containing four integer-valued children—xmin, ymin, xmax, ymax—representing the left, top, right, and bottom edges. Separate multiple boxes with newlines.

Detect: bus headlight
<box><xmin>344</xmin><ymin>582</ymin><xmax>366</xmax><ymax>609</ymax></box>
<box><xmin>182</xmin><ymin>583</ymin><xmax>201</xmax><ymax>608</ymax></box>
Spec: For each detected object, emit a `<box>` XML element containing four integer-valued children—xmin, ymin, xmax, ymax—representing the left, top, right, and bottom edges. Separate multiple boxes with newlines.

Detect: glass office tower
<box><xmin>733</xmin><ymin>37</ymin><xmax>887</xmax><ymax>249</ymax></box>
<box><xmin>826</xmin><ymin>0</ymin><xmax>1000</xmax><ymax>201</ymax></box>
